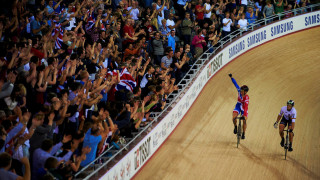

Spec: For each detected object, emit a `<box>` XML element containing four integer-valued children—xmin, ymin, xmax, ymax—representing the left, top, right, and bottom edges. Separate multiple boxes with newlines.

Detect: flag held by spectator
<box><xmin>109</xmin><ymin>68</ymin><xmax>136</xmax><ymax>92</ymax></box>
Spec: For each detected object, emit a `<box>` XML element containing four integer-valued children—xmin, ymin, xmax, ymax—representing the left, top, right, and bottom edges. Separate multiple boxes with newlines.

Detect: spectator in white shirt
<box><xmin>222</xmin><ymin>12</ymin><xmax>234</xmax><ymax>37</ymax></box>
<box><xmin>237</xmin><ymin>13</ymin><xmax>249</xmax><ymax>31</ymax></box>
<box><xmin>204</xmin><ymin>0</ymin><xmax>214</xmax><ymax>24</ymax></box>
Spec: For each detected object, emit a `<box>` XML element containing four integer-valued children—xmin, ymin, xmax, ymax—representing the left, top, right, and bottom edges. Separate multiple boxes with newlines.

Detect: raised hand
<box><xmin>62</xmin><ymin>134</ymin><xmax>72</xmax><ymax>143</ymax></box>
<box><xmin>228</xmin><ymin>73</ymin><xmax>232</xmax><ymax>78</ymax></box>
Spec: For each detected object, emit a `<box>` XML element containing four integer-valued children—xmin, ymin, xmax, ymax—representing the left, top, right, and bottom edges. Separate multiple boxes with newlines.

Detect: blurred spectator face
<box><xmin>226</xmin><ymin>12</ymin><xmax>230</xmax><ymax>18</ymax></box>
<box><xmin>86</xmin><ymin>44</ymin><xmax>92</xmax><ymax>54</ymax></box>
<box><xmin>232</xmin><ymin>9</ymin><xmax>237</xmax><ymax>15</ymax></box>
<box><xmin>169</xmin><ymin>14</ymin><xmax>174</xmax><ymax>20</ymax></box>
<box><xmin>128</xmin><ymin>44</ymin><xmax>133</xmax><ymax>50</ymax></box>
<box><xmin>132</xmin><ymin>1</ymin><xmax>136</xmax><ymax>8</ymax></box>
<box><xmin>179</xmin><ymin>47</ymin><xmax>184</xmax><ymax>54</ymax></box>
<box><xmin>185</xmin><ymin>44</ymin><xmax>190</xmax><ymax>50</ymax></box>
<box><xmin>202</xmin><ymin>29</ymin><xmax>207</xmax><ymax>36</ymax></box>
<box><xmin>68</xmin><ymin>4</ymin><xmax>73</xmax><ymax>11</ymax></box>
<box><xmin>155</xmin><ymin>32</ymin><xmax>160</xmax><ymax>40</ymax></box>
<box><xmin>49</xmin><ymin>0</ymin><xmax>53</xmax><ymax>7</ymax></box>
<box><xmin>168</xmin><ymin>50</ymin><xmax>174</xmax><ymax>57</ymax></box>
<box><xmin>119</xmin><ymin>1</ymin><xmax>124</xmax><ymax>8</ymax></box>
<box><xmin>116</xmin><ymin>24</ymin><xmax>121</xmax><ymax>31</ymax></box>
<box><xmin>241</xmin><ymin>13</ymin><xmax>245</xmax><ymax>19</ymax></box>
<box><xmin>161</xmin><ymin>19</ymin><xmax>166</xmax><ymax>26</ymax></box>
<box><xmin>152</xmin><ymin>3</ymin><xmax>157</xmax><ymax>10</ymax></box>
<box><xmin>199</xmin><ymin>0</ymin><xmax>203</xmax><ymax>4</ymax></box>
<box><xmin>100</xmin><ymin>31</ymin><xmax>106</xmax><ymax>39</ymax></box>
<box><xmin>37</xmin><ymin>12</ymin><xmax>43</xmax><ymax>20</ymax></box>
<box><xmin>98</xmin><ymin>8</ymin><xmax>103</xmax><ymax>16</ymax></box>
<box><xmin>171</xmin><ymin>30</ymin><xmax>175</xmax><ymax>36</ymax></box>
<box><xmin>248</xmin><ymin>7</ymin><xmax>253</xmax><ymax>13</ymax></box>
<box><xmin>287</xmin><ymin>4</ymin><xmax>292</xmax><ymax>10</ymax></box>
<box><xmin>141</xmin><ymin>37</ymin><xmax>146</xmax><ymax>43</ymax></box>
<box><xmin>175</xmin><ymin>51</ymin><xmax>181</xmax><ymax>58</ymax></box>
<box><xmin>185</xmin><ymin>13</ymin><xmax>190</xmax><ymax>19</ymax></box>
<box><xmin>146</xmin><ymin>7</ymin><xmax>151</xmax><ymax>13</ymax></box>
<box><xmin>157</xmin><ymin>0</ymin><xmax>161</xmax><ymax>5</ymax></box>
<box><xmin>240</xmin><ymin>6</ymin><xmax>244</xmax><ymax>12</ymax></box>
<box><xmin>81</xmin><ymin>7</ymin><xmax>87</xmax><ymax>15</ymax></box>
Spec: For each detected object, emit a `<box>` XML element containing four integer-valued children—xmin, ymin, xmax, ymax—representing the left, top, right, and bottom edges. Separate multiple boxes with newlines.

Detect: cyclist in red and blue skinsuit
<box><xmin>229</xmin><ymin>74</ymin><xmax>249</xmax><ymax>139</ymax></box>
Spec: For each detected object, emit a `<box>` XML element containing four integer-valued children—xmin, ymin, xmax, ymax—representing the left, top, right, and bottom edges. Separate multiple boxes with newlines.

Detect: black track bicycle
<box><xmin>236</xmin><ymin>116</ymin><xmax>245</xmax><ymax>148</ymax></box>
<box><xmin>283</xmin><ymin>127</ymin><xmax>293</xmax><ymax>160</ymax></box>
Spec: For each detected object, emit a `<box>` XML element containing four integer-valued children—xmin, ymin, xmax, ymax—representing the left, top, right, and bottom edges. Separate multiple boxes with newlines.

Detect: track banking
<box><xmin>271</xmin><ymin>21</ymin><xmax>293</xmax><ymax>36</ymax></box>
<box><xmin>305</xmin><ymin>13</ymin><xmax>320</xmax><ymax>26</ymax></box>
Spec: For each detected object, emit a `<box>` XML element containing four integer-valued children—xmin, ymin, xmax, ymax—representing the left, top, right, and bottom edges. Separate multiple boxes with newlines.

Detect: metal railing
<box><xmin>74</xmin><ymin>4</ymin><xmax>320</xmax><ymax>179</ymax></box>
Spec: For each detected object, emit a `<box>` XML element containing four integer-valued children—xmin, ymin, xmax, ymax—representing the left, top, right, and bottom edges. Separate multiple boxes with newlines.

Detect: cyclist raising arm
<box><xmin>228</xmin><ymin>74</ymin><xmax>249</xmax><ymax>139</ymax></box>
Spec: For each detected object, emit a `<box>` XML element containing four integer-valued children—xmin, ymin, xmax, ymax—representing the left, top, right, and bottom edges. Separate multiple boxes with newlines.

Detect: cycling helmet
<box><xmin>240</xmin><ymin>85</ymin><xmax>249</xmax><ymax>92</ymax></box>
<box><xmin>287</xmin><ymin>100</ymin><xmax>294</xmax><ymax>106</ymax></box>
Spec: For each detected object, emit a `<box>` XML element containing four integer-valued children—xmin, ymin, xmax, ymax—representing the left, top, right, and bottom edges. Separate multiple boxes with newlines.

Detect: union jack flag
<box><xmin>108</xmin><ymin>68</ymin><xmax>136</xmax><ymax>92</ymax></box>
<box><xmin>52</xmin><ymin>21</ymin><xmax>64</xmax><ymax>49</ymax></box>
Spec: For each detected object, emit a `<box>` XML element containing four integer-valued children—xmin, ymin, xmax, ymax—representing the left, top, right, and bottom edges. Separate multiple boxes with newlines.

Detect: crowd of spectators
<box><xmin>0</xmin><ymin>0</ymin><xmax>312</xmax><ymax>179</ymax></box>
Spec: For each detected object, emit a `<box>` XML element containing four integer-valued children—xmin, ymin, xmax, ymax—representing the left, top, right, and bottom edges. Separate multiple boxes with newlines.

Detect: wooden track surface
<box><xmin>133</xmin><ymin>27</ymin><xmax>320</xmax><ymax>180</ymax></box>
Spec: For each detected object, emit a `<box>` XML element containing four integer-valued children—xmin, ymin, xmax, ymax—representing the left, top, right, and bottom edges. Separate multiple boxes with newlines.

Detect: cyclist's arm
<box><xmin>231</xmin><ymin>77</ymin><xmax>240</xmax><ymax>91</ymax></box>
<box><xmin>276</xmin><ymin>114</ymin><xmax>282</xmax><ymax>123</ymax></box>
<box><xmin>291</xmin><ymin>122</ymin><xmax>295</xmax><ymax>130</ymax></box>
<box><xmin>276</xmin><ymin>108</ymin><xmax>284</xmax><ymax>123</ymax></box>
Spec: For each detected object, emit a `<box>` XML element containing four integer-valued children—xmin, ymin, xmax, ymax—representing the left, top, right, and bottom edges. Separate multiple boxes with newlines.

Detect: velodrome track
<box><xmin>133</xmin><ymin>27</ymin><xmax>320</xmax><ymax>180</ymax></box>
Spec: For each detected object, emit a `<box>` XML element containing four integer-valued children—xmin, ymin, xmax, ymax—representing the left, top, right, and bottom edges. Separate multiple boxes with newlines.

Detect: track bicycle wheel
<box><xmin>284</xmin><ymin>133</ymin><xmax>289</xmax><ymax>160</ymax></box>
<box><xmin>237</xmin><ymin>120</ymin><xmax>242</xmax><ymax>148</ymax></box>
